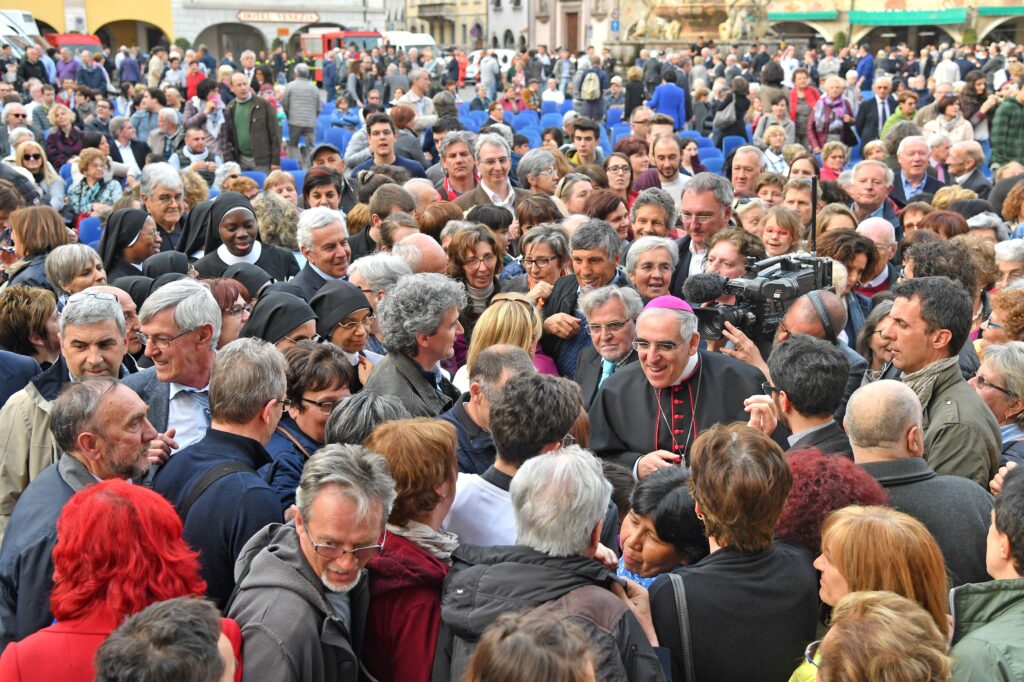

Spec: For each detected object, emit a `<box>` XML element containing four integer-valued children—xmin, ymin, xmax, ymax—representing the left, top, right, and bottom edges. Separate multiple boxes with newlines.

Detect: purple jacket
<box><xmin>119</xmin><ymin>57</ymin><xmax>141</xmax><ymax>83</ymax></box>
<box><xmin>55</xmin><ymin>59</ymin><xmax>79</xmax><ymax>83</ymax></box>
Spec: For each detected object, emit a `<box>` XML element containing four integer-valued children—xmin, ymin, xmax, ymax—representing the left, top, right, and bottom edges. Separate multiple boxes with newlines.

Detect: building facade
<box><xmin>406</xmin><ymin>0</ymin><xmax>486</xmax><ymax>49</ymax></box>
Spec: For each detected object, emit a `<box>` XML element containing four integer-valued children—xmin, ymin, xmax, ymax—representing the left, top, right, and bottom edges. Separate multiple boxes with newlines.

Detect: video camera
<box><xmin>682</xmin><ymin>253</ymin><xmax>834</xmax><ymax>343</ymax></box>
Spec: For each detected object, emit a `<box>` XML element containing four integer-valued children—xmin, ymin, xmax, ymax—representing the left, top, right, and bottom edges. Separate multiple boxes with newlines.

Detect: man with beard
<box><xmin>228</xmin><ymin>445</ymin><xmax>396</xmax><ymax>682</ymax></box>
<box><xmin>590</xmin><ymin>295</ymin><xmax>772</xmax><ymax>477</ymax></box>
<box><xmin>0</xmin><ymin>379</ymin><xmax>158</xmax><ymax>646</ymax></box>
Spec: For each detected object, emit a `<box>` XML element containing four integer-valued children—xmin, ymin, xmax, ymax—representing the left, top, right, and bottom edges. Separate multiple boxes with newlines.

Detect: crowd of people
<box><xmin>0</xmin><ymin>30</ymin><xmax>1023</xmax><ymax>682</ymax></box>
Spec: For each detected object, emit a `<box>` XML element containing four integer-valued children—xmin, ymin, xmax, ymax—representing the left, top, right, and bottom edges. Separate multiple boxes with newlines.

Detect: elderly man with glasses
<box><xmin>153</xmin><ymin>337</ymin><xmax>288</xmax><ymax>608</ymax></box>
<box><xmin>454</xmin><ymin>133</ymin><xmax>532</xmax><ymax>212</ymax></box>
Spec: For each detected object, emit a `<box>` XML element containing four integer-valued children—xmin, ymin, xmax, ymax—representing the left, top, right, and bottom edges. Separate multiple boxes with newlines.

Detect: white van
<box><xmin>381</xmin><ymin>31</ymin><xmax>439</xmax><ymax>55</ymax></box>
<box><xmin>0</xmin><ymin>10</ymin><xmax>45</xmax><ymax>58</ymax></box>
<box><xmin>464</xmin><ymin>49</ymin><xmax>516</xmax><ymax>85</ymax></box>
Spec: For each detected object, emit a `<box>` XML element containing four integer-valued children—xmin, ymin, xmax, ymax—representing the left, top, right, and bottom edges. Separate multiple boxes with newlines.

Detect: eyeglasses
<box><xmin>138</xmin><ymin>327</ymin><xmax>195</xmax><ymax>349</ymax></box>
<box><xmin>22</xmin><ymin>153</ymin><xmax>41</xmax><ymax>161</ymax></box>
<box><xmin>804</xmin><ymin>640</ymin><xmax>821</xmax><ymax>667</ymax></box>
<box><xmin>274</xmin><ymin>397</ymin><xmax>293</xmax><ymax>413</ymax></box>
<box><xmin>523</xmin><ymin>256</ymin><xmax>557</xmax><ymax>268</ymax></box>
<box><xmin>761</xmin><ymin>381</ymin><xmax>781</xmax><ymax>394</ymax></box>
<box><xmin>68</xmin><ymin>290</ymin><xmax>118</xmax><ymax>304</ymax></box>
<box><xmin>538</xmin><ymin>167</ymin><xmax>558</xmax><ymax>177</ymax></box>
<box><xmin>227</xmin><ymin>303</ymin><xmax>253</xmax><ymax>317</ymax></box>
<box><xmin>589</xmin><ymin>319</ymin><xmax>630</xmax><ymax>335</ymax></box>
<box><xmin>284</xmin><ymin>332</ymin><xmax>322</xmax><ymax>345</ymax></box>
<box><xmin>150</xmin><ymin>192</ymin><xmax>184</xmax><ymax>204</ymax></box>
<box><xmin>632</xmin><ymin>339</ymin><xmax>680</xmax><ymax>353</ymax></box>
<box><xmin>464</xmin><ymin>253</ymin><xmax>497</xmax><ymax>269</ymax></box>
<box><xmin>982</xmin><ymin>315</ymin><xmax>1006</xmax><ymax>330</ymax></box>
<box><xmin>975</xmin><ymin>374</ymin><xmax>1015</xmax><ymax>397</ymax></box>
<box><xmin>606</xmin><ymin>165</ymin><xmax>631</xmax><ymax>174</ymax></box>
<box><xmin>680</xmin><ymin>212</ymin><xmax>719</xmax><ymax>225</ymax></box>
<box><xmin>9</xmin><ymin>113</ymin><xmax>25</xmax><ymax>118</ymax></box>
<box><xmin>337</xmin><ymin>314</ymin><xmax>376</xmax><ymax>331</ymax></box>
<box><xmin>300</xmin><ymin>396</ymin><xmax>340</xmax><ymax>415</ymax></box>
<box><xmin>303</xmin><ymin>523</ymin><xmax>387</xmax><ymax>561</ymax></box>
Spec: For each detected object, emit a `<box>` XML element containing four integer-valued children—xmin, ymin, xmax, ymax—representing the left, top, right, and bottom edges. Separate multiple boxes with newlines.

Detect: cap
<box><xmin>611</xmin><ymin>75</ymin><xmax>623</xmax><ymax>85</ymax></box>
<box><xmin>310</xmin><ymin>143</ymin><xmax>341</xmax><ymax>160</ymax></box>
<box><xmin>644</xmin><ymin>295</ymin><xmax>694</xmax><ymax>313</ymax></box>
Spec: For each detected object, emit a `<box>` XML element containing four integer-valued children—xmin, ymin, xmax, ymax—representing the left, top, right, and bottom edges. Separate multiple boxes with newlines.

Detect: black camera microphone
<box><xmin>682</xmin><ymin>273</ymin><xmax>728</xmax><ymax>304</ymax></box>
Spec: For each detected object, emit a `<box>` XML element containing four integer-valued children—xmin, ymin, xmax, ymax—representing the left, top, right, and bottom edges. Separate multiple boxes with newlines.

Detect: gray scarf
<box><xmin>387</xmin><ymin>521</ymin><xmax>459</xmax><ymax>565</ymax></box>
<box><xmin>901</xmin><ymin>356</ymin><xmax>959</xmax><ymax>428</ymax></box>
<box><xmin>466</xmin><ymin>282</ymin><xmax>494</xmax><ymax>315</ymax></box>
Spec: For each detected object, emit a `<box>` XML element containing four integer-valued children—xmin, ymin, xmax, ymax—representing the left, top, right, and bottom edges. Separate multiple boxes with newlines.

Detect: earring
<box><xmin>696</xmin><ymin>513</ymin><xmax>705</xmax><ymax>521</ymax></box>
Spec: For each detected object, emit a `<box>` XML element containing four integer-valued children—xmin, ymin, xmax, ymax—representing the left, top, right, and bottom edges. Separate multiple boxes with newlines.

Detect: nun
<box><xmin>309</xmin><ymin>280</ymin><xmax>383</xmax><ymax>389</ymax></box>
<box><xmin>142</xmin><ymin>250</ymin><xmax>196</xmax><ymax>279</ymax></box>
<box><xmin>193</xmin><ymin>192</ymin><xmax>299</xmax><ymax>281</ymax></box>
<box><xmin>176</xmin><ymin>197</ymin><xmax>214</xmax><ymax>259</ymax></box>
<box><xmin>98</xmin><ymin>209</ymin><xmax>163</xmax><ymax>281</ymax></box>
<box><xmin>223</xmin><ymin>262</ymin><xmax>273</xmax><ymax>304</ymax></box>
<box><xmin>239</xmin><ymin>291</ymin><xmax>319</xmax><ymax>350</ymax></box>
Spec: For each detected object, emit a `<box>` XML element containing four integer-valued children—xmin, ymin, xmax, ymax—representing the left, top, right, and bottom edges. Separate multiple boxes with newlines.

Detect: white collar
<box><xmin>169</xmin><ymin>381</ymin><xmax>210</xmax><ymax>399</ymax></box>
<box><xmin>689</xmin><ymin>240</ymin><xmax>705</xmax><ymax>256</ymax></box>
<box><xmin>669</xmin><ymin>352</ymin><xmax>700</xmax><ymax>386</ymax></box>
<box><xmin>863</xmin><ymin>264</ymin><xmax>888</xmax><ymax>288</ymax></box>
<box><xmin>955</xmin><ymin>171</ymin><xmax>973</xmax><ymax>184</ymax></box>
<box><xmin>217</xmin><ymin>241</ymin><xmax>261</xmax><ymax>265</ymax></box>
<box><xmin>481</xmin><ymin>180</ymin><xmax>514</xmax><ymax>208</ymax></box>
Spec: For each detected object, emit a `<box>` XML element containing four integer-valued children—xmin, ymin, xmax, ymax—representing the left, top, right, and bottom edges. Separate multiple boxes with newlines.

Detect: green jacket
<box><xmin>919</xmin><ymin>359</ymin><xmax>1001</xmax><ymax>487</ymax></box>
<box><xmin>951</xmin><ymin>577</ymin><xmax>1024</xmax><ymax>681</ymax></box>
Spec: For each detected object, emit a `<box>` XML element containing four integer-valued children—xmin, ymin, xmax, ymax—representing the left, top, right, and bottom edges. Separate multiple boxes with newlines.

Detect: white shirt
<box><xmin>115</xmin><ymin>140</ymin><xmax>141</xmax><ymax>177</ymax></box>
<box><xmin>443</xmin><ymin>473</ymin><xmax>515</xmax><ymax>546</ymax></box>
<box><xmin>687</xmin><ymin>241</ymin><xmax>706</xmax><ymax>279</ymax></box>
<box><xmin>167</xmin><ymin>382</ymin><xmax>211</xmax><ymax>451</ymax></box>
<box><xmin>541</xmin><ymin>89</ymin><xmax>565</xmax><ymax>104</ymax></box>
<box><xmin>481</xmin><ymin>179</ymin><xmax>516</xmax><ymax>213</ymax></box>
<box><xmin>660</xmin><ymin>173</ymin><xmax>688</xmax><ymax>209</ymax></box>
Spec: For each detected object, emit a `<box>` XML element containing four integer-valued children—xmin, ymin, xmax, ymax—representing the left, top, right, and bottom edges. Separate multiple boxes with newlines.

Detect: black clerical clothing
<box><xmin>575</xmin><ymin>345</ymin><xmax>638</xmax><ymax>411</ymax></box>
<box><xmin>786</xmin><ymin>420</ymin><xmax>853</xmax><ymax>458</ymax></box>
<box><xmin>590</xmin><ymin>350</ymin><xmax>770</xmax><ymax>469</ymax></box>
<box><xmin>193</xmin><ymin>245</ymin><xmax>299</xmax><ymax>282</ymax></box>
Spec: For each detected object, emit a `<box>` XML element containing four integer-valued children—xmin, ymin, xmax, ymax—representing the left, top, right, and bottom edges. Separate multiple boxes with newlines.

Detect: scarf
<box><xmin>466</xmin><ymin>282</ymin><xmax>494</xmax><ymax>314</ymax></box>
<box><xmin>387</xmin><ymin>521</ymin><xmax>459</xmax><ymax>565</ymax></box>
<box><xmin>938</xmin><ymin>114</ymin><xmax>964</xmax><ymax>133</ymax></box>
<box><xmin>190</xmin><ymin>96</ymin><xmax>225</xmax><ymax>138</ymax></box>
<box><xmin>814</xmin><ymin>94</ymin><xmax>847</xmax><ymax>133</ymax></box>
<box><xmin>901</xmin><ymin>356</ymin><xmax>959</xmax><ymax>428</ymax></box>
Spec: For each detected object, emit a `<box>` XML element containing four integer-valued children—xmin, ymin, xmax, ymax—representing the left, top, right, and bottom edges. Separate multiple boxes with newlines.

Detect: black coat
<box><xmin>649</xmin><ymin>542</ymin><xmax>819</xmax><ymax>682</ymax></box>
<box><xmin>109</xmin><ymin>139</ymin><xmax>150</xmax><ymax>169</ymax></box>
<box><xmin>540</xmin><ymin>270</ymin><xmax>631</xmax><ymax>375</ymax></box>
<box><xmin>575</xmin><ymin>345</ymin><xmax>638</xmax><ymax>411</ymax></box>
<box><xmin>861</xmin><ymin>457</ymin><xmax>992</xmax><ymax>587</ymax></box>
<box><xmin>787</xmin><ymin>420</ymin><xmax>853</xmax><ymax>458</ymax></box>
<box><xmin>290</xmin><ymin>263</ymin><xmax>329</xmax><ymax>302</ymax></box>
<box><xmin>668</xmin><ymin>235</ymin><xmax>698</xmax><ymax>299</ymax></box>
<box><xmin>193</xmin><ymin>245</ymin><xmax>299</xmax><ymax>282</ymax></box>
<box><xmin>855</xmin><ymin>94</ymin><xmax>898</xmax><ymax>145</ymax></box>
<box><xmin>888</xmin><ymin>172</ymin><xmax>945</xmax><ymax>208</ymax></box>
<box><xmin>624</xmin><ymin>80</ymin><xmax>645</xmax><ymax>121</ymax></box>
<box><xmin>438</xmin><ymin>394</ymin><xmax>495</xmax><ymax>475</ymax></box>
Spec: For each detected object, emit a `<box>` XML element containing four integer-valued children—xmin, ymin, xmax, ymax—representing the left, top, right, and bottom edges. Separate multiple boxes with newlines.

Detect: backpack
<box><xmin>580</xmin><ymin>70</ymin><xmax>601</xmax><ymax>101</ymax></box>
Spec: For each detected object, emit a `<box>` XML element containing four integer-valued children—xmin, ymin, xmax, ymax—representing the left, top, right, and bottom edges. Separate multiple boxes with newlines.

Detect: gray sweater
<box><xmin>282</xmin><ymin>77</ymin><xmax>322</xmax><ymax>128</ymax></box>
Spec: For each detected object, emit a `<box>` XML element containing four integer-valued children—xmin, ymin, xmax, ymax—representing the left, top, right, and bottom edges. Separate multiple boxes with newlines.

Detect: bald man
<box><xmin>722</xmin><ymin>290</ymin><xmax>867</xmax><ymax>421</ymax></box>
<box><xmin>393</xmin><ymin>233</ymin><xmax>448</xmax><ymax>274</ymax></box>
<box><xmin>847</xmin><ymin>380</ymin><xmax>992</xmax><ymax>586</ymax></box>
<box><xmin>403</xmin><ymin>178</ymin><xmax>442</xmax><ymax>219</ymax></box>
<box><xmin>856</xmin><ymin>217</ymin><xmax>899</xmax><ymax>297</ymax></box>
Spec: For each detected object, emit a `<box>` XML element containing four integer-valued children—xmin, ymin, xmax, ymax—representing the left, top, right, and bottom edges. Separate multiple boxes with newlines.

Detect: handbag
<box><xmin>668</xmin><ymin>573</ymin><xmax>696</xmax><ymax>682</ymax></box>
<box><xmin>712</xmin><ymin>97</ymin><xmax>737</xmax><ymax>130</ymax></box>
<box><xmin>840</xmin><ymin>122</ymin><xmax>858</xmax><ymax>147</ymax></box>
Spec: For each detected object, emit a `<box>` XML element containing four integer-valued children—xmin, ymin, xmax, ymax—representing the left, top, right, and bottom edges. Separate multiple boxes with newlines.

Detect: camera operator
<box><xmin>717</xmin><ymin>289</ymin><xmax>868</xmax><ymax>422</ymax></box>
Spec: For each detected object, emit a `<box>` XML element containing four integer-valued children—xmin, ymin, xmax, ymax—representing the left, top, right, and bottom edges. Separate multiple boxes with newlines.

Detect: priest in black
<box><xmin>97</xmin><ymin>209</ymin><xmax>163</xmax><ymax>282</ymax></box>
<box><xmin>590</xmin><ymin>295</ymin><xmax>773</xmax><ymax>477</ymax></box>
<box><xmin>192</xmin><ymin>193</ymin><xmax>299</xmax><ymax>282</ymax></box>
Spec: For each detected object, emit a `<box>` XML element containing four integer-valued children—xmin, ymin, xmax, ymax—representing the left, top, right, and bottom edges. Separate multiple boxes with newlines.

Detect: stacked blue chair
<box><xmin>59</xmin><ymin>163</ymin><xmax>73</xmax><ymax>186</ymax></box>
<box><xmin>700</xmin><ymin>147</ymin><xmax>724</xmax><ymax>160</ymax></box>
<box><xmin>610</xmin><ymin>124</ymin><xmax>631</xmax><ymax>145</ymax></box>
<box><xmin>599</xmin><ymin>126</ymin><xmax>612</xmax><ymax>156</ymax></box>
<box><xmin>721</xmin><ymin>135</ymin><xmax>747</xmax><ymax>158</ymax></box>
<box><xmin>324</xmin><ymin>128</ymin><xmax>353</xmax><ymax>155</ymax></box>
<box><xmin>242</xmin><ymin>171</ymin><xmax>266</xmax><ymax>189</ymax></box>
<box><xmin>522</xmin><ymin>130</ymin><xmax>542</xmax><ymax>149</ymax></box>
<box><xmin>513</xmin><ymin>110</ymin><xmax>539</xmax><ymax>131</ymax></box>
<box><xmin>288</xmin><ymin>170</ymin><xmax>306</xmax><ymax>190</ymax></box>
<box><xmin>457</xmin><ymin>102</ymin><xmax>470</xmax><ymax>116</ymax></box>
<box><xmin>78</xmin><ymin>216</ymin><xmax>102</xmax><ymax>249</ymax></box>
<box><xmin>606</xmin><ymin>108</ymin><xmax>623</xmax><ymax>127</ymax></box>
<box><xmin>541</xmin><ymin>100</ymin><xmax>559</xmax><ymax>115</ymax></box>
<box><xmin>559</xmin><ymin>100</ymin><xmax>574</xmax><ymax>114</ymax></box>
<box><xmin>461</xmin><ymin>117</ymin><xmax>481</xmax><ymax>133</ymax></box>
<box><xmin>280</xmin><ymin>158</ymin><xmax>300</xmax><ymax>171</ymax></box>
<box><xmin>703</xmin><ymin>157</ymin><xmax>724</xmax><ymax>174</ymax></box>
<box><xmin>695</xmin><ymin>137</ymin><xmax>715</xmax><ymax>149</ymax></box>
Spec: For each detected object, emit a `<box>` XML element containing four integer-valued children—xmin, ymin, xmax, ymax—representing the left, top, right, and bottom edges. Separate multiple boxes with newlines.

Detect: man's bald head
<box><xmin>777</xmin><ymin>291</ymin><xmax>847</xmax><ymax>343</ymax></box>
<box><xmin>394</xmin><ymin>233</ymin><xmax>448</xmax><ymax>274</ymax></box>
<box><xmin>844</xmin><ymin>380</ymin><xmax>923</xmax><ymax>457</ymax></box>
<box><xmin>857</xmin><ymin>218</ymin><xmax>897</xmax><ymax>278</ymax></box>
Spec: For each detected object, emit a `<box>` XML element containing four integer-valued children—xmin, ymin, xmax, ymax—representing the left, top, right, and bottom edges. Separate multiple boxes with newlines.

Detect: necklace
<box><xmin>653</xmin><ymin>358</ymin><xmax>703</xmax><ymax>465</ymax></box>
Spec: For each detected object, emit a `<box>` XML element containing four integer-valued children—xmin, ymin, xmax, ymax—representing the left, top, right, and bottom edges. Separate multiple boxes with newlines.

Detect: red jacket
<box><xmin>363</xmin><ymin>532</ymin><xmax>449</xmax><ymax>682</ymax></box>
<box><xmin>790</xmin><ymin>86</ymin><xmax>820</xmax><ymax>122</ymax></box>
<box><xmin>0</xmin><ymin>609</ymin><xmax>243</xmax><ymax>682</ymax></box>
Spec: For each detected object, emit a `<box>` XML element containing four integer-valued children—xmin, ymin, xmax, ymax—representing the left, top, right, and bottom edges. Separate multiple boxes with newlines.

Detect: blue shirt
<box><xmin>900</xmin><ymin>172</ymin><xmax>928</xmax><ymax>202</ymax></box>
<box><xmin>351</xmin><ymin>153</ymin><xmax>426</xmax><ymax>179</ymax></box>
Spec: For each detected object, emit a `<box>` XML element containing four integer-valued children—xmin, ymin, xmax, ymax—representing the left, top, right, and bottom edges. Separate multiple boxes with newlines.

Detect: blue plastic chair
<box><xmin>280</xmin><ymin>157</ymin><xmax>300</xmax><ymax>171</ymax></box>
<box><xmin>540</xmin><ymin>113</ymin><xmax>563</xmax><ymax>129</ymax></box>
<box><xmin>208</xmin><ymin>188</ymin><xmax>219</xmax><ymax>198</ymax></box>
<box><xmin>699</xmin><ymin>147</ymin><xmax>723</xmax><ymax>159</ymax></box>
<box><xmin>242</xmin><ymin>171</ymin><xmax>266</xmax><ymax>189</ymax></box>
<box><xmin>457</xmin><ymin>102</ymin><xmax>470</xmax><ymax>116</ymax></box>
<box><xmin>559</xmin><ymin>100</ymin><xmax>574</xmax><ymax>114</ymax></box>
<box><xmin>288</xmin><ymin>170</ymin><xmax>306</xmax><ymax>189</ymax></box>
<box><xmin>60</xmin><ymin>163</ymin><xmax>73</xmax><ymax>186</ymax></box>
<box><xmin>523</xmin><ymin>130</ymin><xmax>542</xmax><ymax>149</ymax></box>
<box><xmin>610</xmin><ymin>124</ymin><xmax>631</xmax><ymax>145</ymax></box>
<box><xmin>695</xmin><ymin>136</ymin><xmax>715</xmax><ymax>149</ymax></box>
<box><xmin>78</xmin><ymin>216</ymin><xmax>102</xmax><ymax>246</ymax></box>
<box><xmin>461</xmin><ymin>118</ymin><xmax>480</xmax><ymax>133</ymax></box>
<box><xmin>513</xmin><ymin>110</ymin><xmax>539</xmax><ymax>130</ymax></box>
<box><xmin>703</xmin><ymin>157</ymin><xmax>724</xmax><ymax>174</ymax></box>
<box><xmin>721</xmin><ymin>135</ymin><xmax>746</xmax><ymax>158</ymax></box>
<box><xmin>606</xmin><ymin>108</ymin><xmax>623</xmax><ymax>127</ymax></box>
<box><xmin>324</xmin><ymin>128</ymin><xmax>353</xmax><ymax>155</ymax></box>
<box><xmin>541</xmin><ymin>100</ymin><xmax>559</xmax><ymax>115</ymax></box>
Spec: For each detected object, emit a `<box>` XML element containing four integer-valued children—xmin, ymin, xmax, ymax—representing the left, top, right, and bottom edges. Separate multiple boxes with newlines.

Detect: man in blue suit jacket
<box><xmin>645</xmin><ymin>70</ymin><xmax>687</xmax><ymax>131</ymax></box>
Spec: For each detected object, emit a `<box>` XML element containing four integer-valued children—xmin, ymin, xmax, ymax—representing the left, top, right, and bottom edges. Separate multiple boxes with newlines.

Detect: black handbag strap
<box><xmin>668</xmin><ymin>573</ymin><xmax>696</xmax><ymax>682</ymax></box>
<box><xmin>179</xmin><ymin>460</ymin><xmax>255</xmax><ymax>522</ymax></box>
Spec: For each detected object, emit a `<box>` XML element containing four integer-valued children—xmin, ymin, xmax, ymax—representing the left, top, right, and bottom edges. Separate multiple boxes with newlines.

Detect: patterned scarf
<box><xmin>387</xmin><ymin>521</ymin><xmax>459</xmax><ymax>565</ymax></box>
<box><xmin>814</xmin><ymin>94</ymin><xmax>848</xmax><ymax>134</ymax></box>
<box><xmin>901</xmin><ymin>356</ymin><xmax>959</xmax><ymax>429</ymax></box>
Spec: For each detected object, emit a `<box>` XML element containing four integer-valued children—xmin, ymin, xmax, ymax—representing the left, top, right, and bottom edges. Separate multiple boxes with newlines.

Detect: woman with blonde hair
<box><xmin>178</xmin><ymin>168</ymin><xmax>209</xmax><ymax>209</ymax></box>
<box><xmin>759</xmin><ymin>205</ymin><xmax>803</xmax><ymax>256</ymax></box>
<box><xmin>362</xmin><ymin>418</ymin><xmax>459</xmax><ymax>682</ymax></box>
<box><xmin>15</xmin><ymin>141</ymin><xmax>65</xmax><ymax>211</ymax></box>
<box><xmin>452</xmin><ymin>292</ymin><xmax>552</xmax><ymax>390</ymax></box>
<box><xmin>263</xmin><ymin>170</ymin><xmax>298</xmax><ymax>206</ymax></box>
<box><xmin>44</xmin><ymin>103</ymin><xmax>83</xmax><ymax>168</ymax></box>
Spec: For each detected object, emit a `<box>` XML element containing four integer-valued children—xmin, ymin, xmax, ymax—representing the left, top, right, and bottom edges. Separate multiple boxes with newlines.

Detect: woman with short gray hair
<box><xmin>44</xmin><ymin>243</ymin><xmax>107</xmax><ymax>302</ymax></box>
<box><xmin>625</xmin><ymin>236</ymin><xmax>679</xmax><ymax>301</ymax></box>
<box><xmin>501</xmin><ymin>224</ymin><xmax>570</xmax><ymax>302</ymax></box>
<box><xmin>970</xmin><ymin>341</ymin><xmax>1024</xmax><ymax>465</ymax></box>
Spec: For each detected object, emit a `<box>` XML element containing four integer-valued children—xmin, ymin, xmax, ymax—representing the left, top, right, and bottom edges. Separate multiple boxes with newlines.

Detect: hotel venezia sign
<box><xmin>236</xmin><ymin>11</ymin><xmax>321</xmax><ymax>23</ymax></box>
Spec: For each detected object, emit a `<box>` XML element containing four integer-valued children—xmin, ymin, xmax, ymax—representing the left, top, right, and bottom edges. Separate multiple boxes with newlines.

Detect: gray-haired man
<box><xmin>228</xmin><ymin>445</ymin><xmax>396</xmax><ymax>682</ymax></box>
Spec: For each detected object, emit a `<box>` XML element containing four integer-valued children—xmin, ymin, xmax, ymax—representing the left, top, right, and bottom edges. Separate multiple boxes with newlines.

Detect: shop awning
<box><xmin>849</xmin><ymin>9</ymin><xmax>967</xmax><ymax>25</ymax></box>
<box><xmin>978</xmin><ymin>5</ymin><xmax>1024</xmax><ymax>16</ymax></box>
<box><xmin>767</xmin><ymin>11</ymin><xmax>839</xmax><ymax>21</ymax></box>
